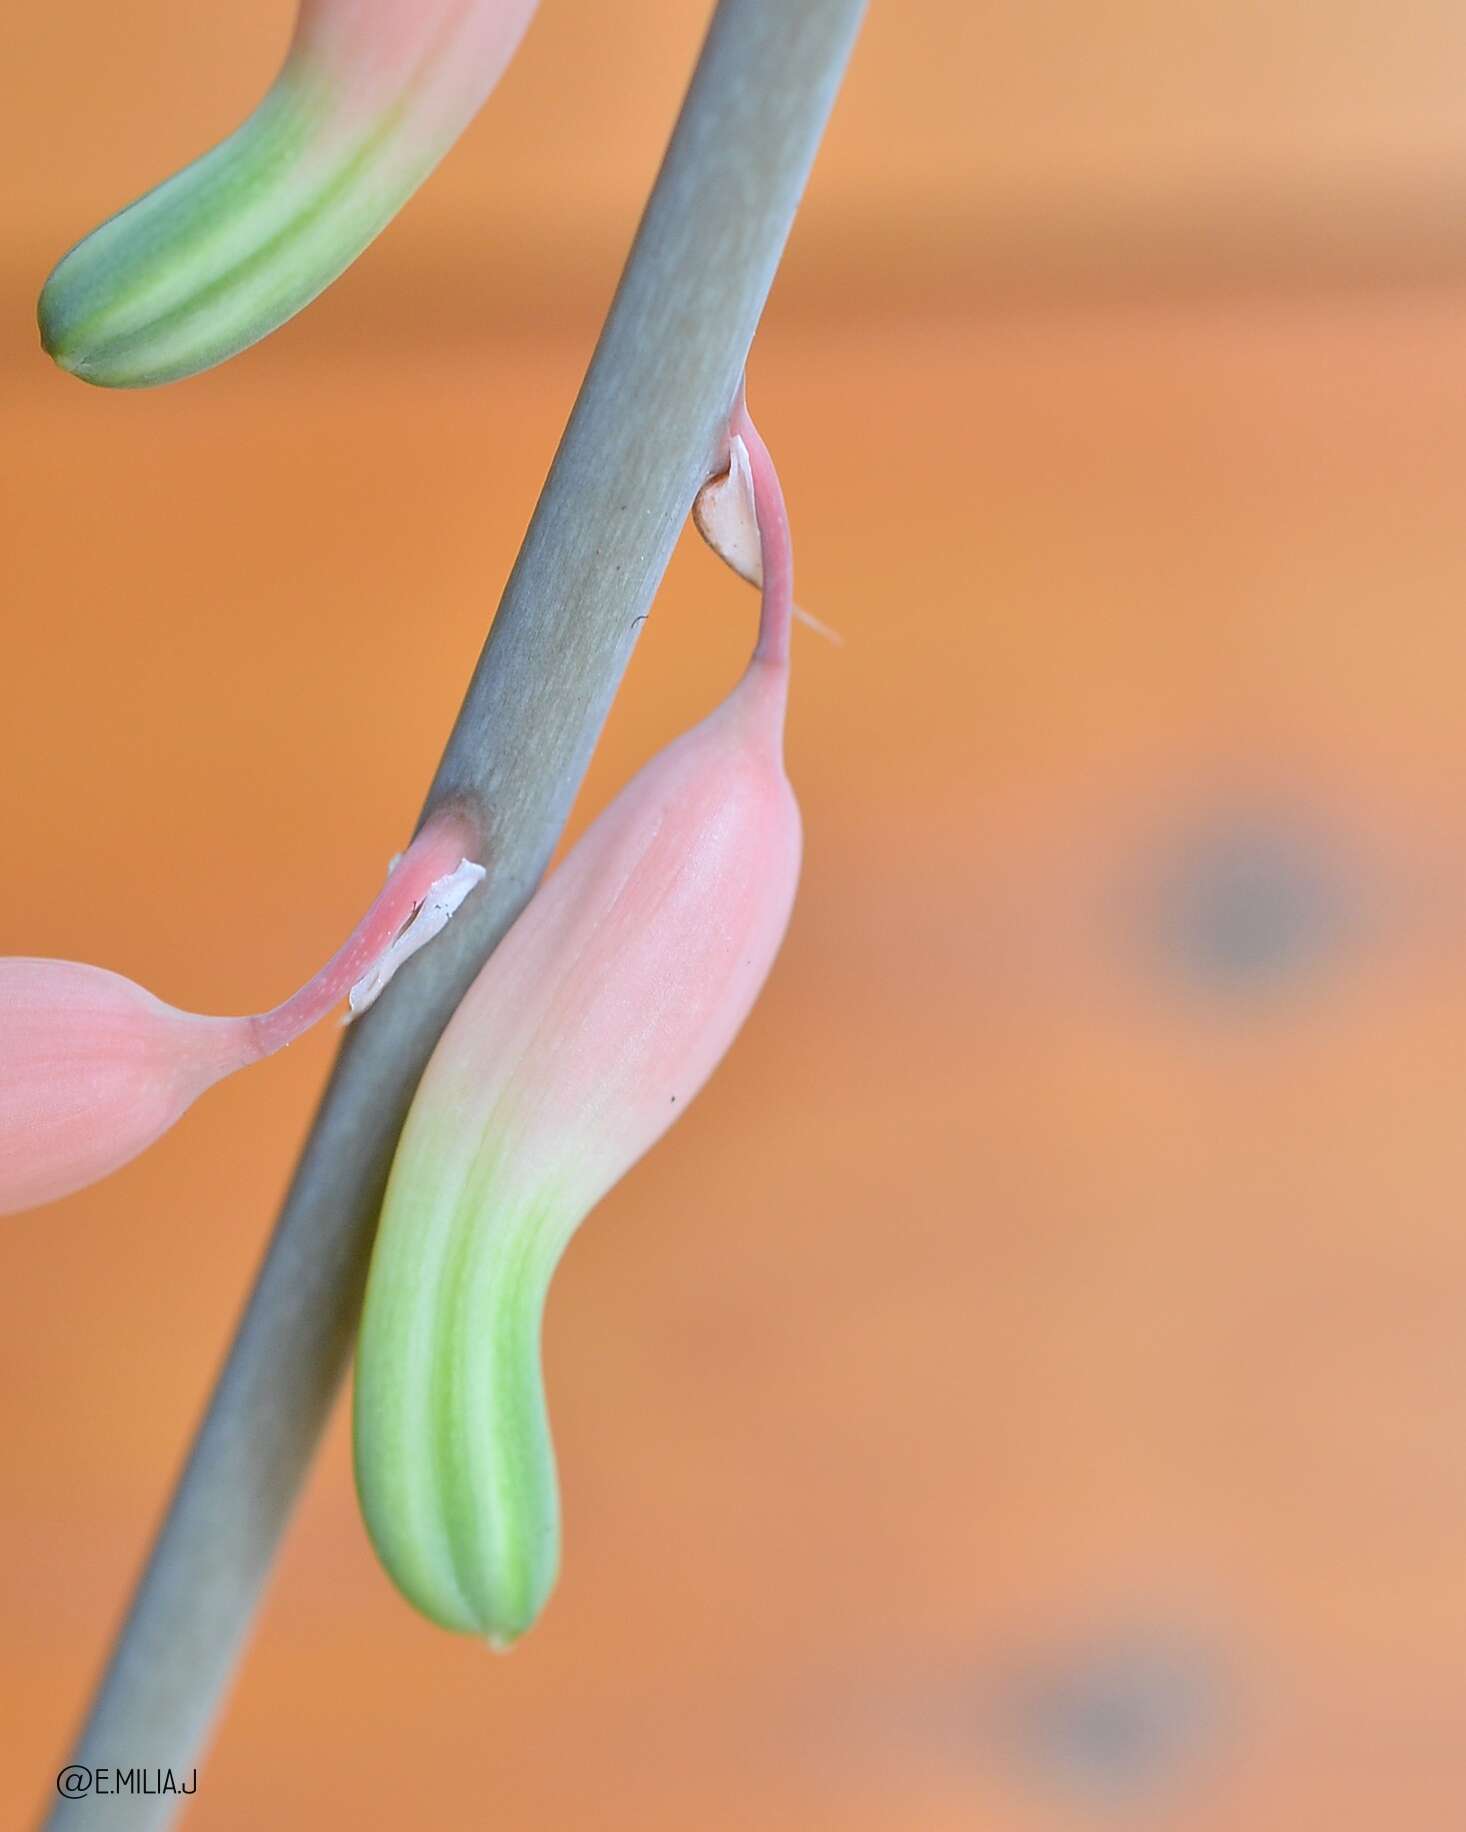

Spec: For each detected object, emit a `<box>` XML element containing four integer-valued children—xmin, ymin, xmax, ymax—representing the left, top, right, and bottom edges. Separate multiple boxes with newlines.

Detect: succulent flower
<box><xmin>0</xmin><ymin>811</ymin><xmax>483</xmax><ymax>1215</ymax></box>
<box><xmin>353</xmin><ymin>404</ymin><xmax>802</xmax><ymax>1642</ymax></box>
<box><xmin>38</xmin><ymin>0</ymin><xmax>539</xmax><ymax>387</ymax></box>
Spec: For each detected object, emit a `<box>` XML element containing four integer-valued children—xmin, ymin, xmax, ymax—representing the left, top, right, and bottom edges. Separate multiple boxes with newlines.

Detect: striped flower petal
<box><xmin>39</xmin><ymin>0</ymin><xmax>539</xmax><ymax>387</ymax></box>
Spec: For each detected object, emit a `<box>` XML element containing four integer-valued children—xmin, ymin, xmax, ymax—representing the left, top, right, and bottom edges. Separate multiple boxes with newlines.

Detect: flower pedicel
<box><xmin>0</xmin><ymin>811</ymin><xmax>483</xmax><ymax>1216</ymax></box>
<box><xmin>353</xmin><ymin>403</ymin><xmax>803</xmax><ymax>1642</ymax></box>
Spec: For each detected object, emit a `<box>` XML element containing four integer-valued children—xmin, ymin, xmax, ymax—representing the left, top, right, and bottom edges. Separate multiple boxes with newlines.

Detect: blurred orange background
<box><xmin>6</xmin><ymin>2</ymin><xmax>1466</xmax><ymax>1825</ymax></box>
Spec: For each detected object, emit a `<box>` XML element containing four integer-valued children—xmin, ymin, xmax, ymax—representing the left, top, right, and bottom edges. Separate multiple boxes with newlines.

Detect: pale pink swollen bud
<box><xmin>355</xmin><ymin>402</ymin><xmax>804</xmax><ymax>1642</ymax></box>
<box><xmin>0</xmin><ymin>812</ymin><xmax>483</xmax><ymax>1216</ymax></box>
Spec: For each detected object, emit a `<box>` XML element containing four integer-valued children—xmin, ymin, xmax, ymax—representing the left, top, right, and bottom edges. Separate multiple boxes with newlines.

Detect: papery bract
<box><xmin>696</xmin><ymin>416</ymin><xmax>842</xmax><ymax>643</ymax></box>
<box><xmin>0</xmin><ymin>813</ymin><xmax>482</xmax><ymax>1216</ymax></box>
<box><xmin>39</xmin><ymin>0</ymin><xmax>539</xmax><ymax>387</ymax></box>
<box><xmin>354</xmin><ymin>405</ymin><xmax>803</xmax><ymax>1643</ymax></box>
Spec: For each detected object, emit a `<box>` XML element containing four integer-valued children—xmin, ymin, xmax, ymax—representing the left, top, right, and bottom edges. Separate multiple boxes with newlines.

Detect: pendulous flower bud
<box><xmin>0</xmin><ymin>811</ymin><xmax>483</xmax><ymax>1215</ymax></box>
<box><xmin>353</xmin><ymin>405</ymin><xmax>803</xmax><ymax>1643</ymax></box>
<box><xmin>38</xmin><ymin>0</ymin><xmax>539</xmax><ymax>387</ymax></box>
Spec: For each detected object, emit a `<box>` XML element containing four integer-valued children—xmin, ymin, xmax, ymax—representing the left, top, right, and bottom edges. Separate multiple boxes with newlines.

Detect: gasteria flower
<box><xmin>38</xmin><ymin>0</ymin><xmax>539</xmax><ymax>387</ymax></box>
<box><xmin>353</xmin><ymin>405</ymin><xmax>803</xmax><ymax>1643</ymax></box>
<box><xmin>0</xmin><ymin>811</ymin><xmax>483</xmax><ymax>1216</ymax></box>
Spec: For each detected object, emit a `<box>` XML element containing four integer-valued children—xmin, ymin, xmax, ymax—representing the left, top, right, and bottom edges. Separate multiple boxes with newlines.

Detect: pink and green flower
<box><xmin>354</xmin><ymin>408</ymin><xmax>803</xmax><ymax>1642</ymax></box>
<box><xmin>39</xmin><ymin>0</ymin><xmax>539</xmax><ymax>386</ymax></box>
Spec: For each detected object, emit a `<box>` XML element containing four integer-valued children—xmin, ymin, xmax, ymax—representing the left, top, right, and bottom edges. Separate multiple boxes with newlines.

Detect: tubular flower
<box><xmin>353</xmin><ymin>404</ymin><xmax>802</xmax><ymax>1643</ymax></box>
<box><xmin>0</xmin><ymin>811</ymin><xmax>483</xmax><ymax>1216</ymax></box>
<box><xmin>38</xmin><ymin>0</ymin><xmax>539</xmax><ymax>387</ymax></box>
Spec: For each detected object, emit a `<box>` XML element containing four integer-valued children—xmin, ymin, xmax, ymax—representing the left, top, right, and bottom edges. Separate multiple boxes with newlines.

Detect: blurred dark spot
<box><xmin>1145</xmin><ymin>810</ymin><xmax>1350</xmax><ymax>998</ymax></box>
<box><xmin>997</xmin><ymin>1628</ymin><xmax>1227</xmax><ymax>1802</ymax></box>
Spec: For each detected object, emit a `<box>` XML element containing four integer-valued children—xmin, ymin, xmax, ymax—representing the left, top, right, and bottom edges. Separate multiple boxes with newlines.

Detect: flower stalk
<box><xmin>0</xmin><ymin>811</ymin><xmax>481</xmax><ymax>1217</ymax></box>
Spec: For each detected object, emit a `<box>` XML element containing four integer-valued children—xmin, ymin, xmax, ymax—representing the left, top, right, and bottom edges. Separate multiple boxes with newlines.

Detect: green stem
<box><xmin>44</xmin><ymin>1</ymin><xmax>865</xmax><ymax>1824</ymax></box>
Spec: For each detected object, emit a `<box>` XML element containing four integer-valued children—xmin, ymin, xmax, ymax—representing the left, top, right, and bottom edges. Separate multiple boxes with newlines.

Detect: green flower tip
<box><xmin>36</xmin><ymin>0</ymin><xmax>541</xmax><ymax>387</ymax></box>
<box><xmin>34</xmin><ymin>77</ymin><xmax>337</xmax><ymax>389</ymax></box>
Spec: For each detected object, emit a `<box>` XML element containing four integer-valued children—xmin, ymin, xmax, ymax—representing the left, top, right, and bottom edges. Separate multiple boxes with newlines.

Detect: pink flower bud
<box><xmin>0</xmin><ymin>812</ymin><xmax>483</xmax><ymax>1216</ymax></box>
<box><xmin>354</xmin><ymin>403</ymin><xmax>803</xmax><ymax>1641</ymax></box>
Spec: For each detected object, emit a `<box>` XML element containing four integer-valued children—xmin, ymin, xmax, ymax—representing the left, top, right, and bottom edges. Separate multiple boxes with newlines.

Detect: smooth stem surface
<box><xmin>46</xmin><ymin>1</ymin><xmax>866</xmax><ymax>1825</ymax></box>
